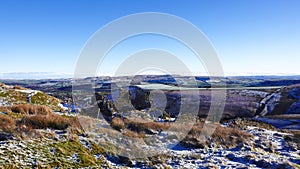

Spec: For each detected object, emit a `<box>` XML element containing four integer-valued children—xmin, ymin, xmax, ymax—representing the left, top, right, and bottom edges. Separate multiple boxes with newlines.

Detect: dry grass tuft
<box><xmin>19</xmin><ymin>114</ymin><xmax>72</xmax><ymax>130</ymax></box>
<box><xmin>0</xmin><ymin>107</ymin><xmax>12</xmax><ymax>114</ymax></box>
<box><xmin>0</xmin><ymin>114</ymin><xmax>16</xmax><ymax>133</ymax></box>
<box><xmin>124</xmin><ymin>119</ymin><xmax>170</xmax><ymax>132</ymax></box>
<box><xmin>182</xmin><ymin>121</ymin><xmax>252</xmax><ymax>148</ymax></box>
<box><xmin>111</xmin><ymin>117</ymin><xmax>125</xmax><ymax>131</ymax></box>
<box><xmin>13</xmin><ymin>85</ymin><xmax>27</xmax><ymax>90</ymax></box>
<box><xmin>123</xmin><ymin>130</ymin><xmax>145</xmax><ymax>138</ymax></box>
<box><xmin>10</xmin><ymin>104</ymin><xmax>52</xmax><ymax>115</ymax></box>
<box><xmin>212</xmin><ymin>126</ymin><xmax>252</xmax><ymax>147</ymax></box>
<box><xmin>0</xmin><ymin>83</ymin><xmax>7</xmax><ymax>88</ymax></box>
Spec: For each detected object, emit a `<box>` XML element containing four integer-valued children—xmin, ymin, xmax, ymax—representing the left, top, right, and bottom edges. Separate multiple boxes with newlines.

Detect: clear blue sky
<box><xmin>1</xmin><ymin>0</ymin><xmax>299</xmax><ymax>77</ymax></box>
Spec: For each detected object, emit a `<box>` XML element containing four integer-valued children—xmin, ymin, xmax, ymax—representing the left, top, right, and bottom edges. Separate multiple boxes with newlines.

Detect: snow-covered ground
<box><xmin>0</xmin><ymin>117</ymin><xmax>299</xmax><ymax>168</ymax></box>
<box><xmin>98</xmin><ymin>125</ymin><xmax>300</xmax><ymax>168</ymax></box>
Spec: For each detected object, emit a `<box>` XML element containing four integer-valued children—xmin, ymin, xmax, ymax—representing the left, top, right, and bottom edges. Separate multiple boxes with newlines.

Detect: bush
<box><xmin>10</xmin><ymin>104</ymin><xmax>52</xmax><ymax>115</ymax></box>
<box><xmin>20</xmin><ymin>114</ymin><xmax>72</xmax><ymax>130</ymax></box>
<box><xmin>0</xmin><ymin>114</ymin><xmax>16</xmax><ymax>133</ymax></box>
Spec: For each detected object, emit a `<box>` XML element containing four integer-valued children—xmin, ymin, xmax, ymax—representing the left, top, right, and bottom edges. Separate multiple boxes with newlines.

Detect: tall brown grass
<box><xmin>13</xmin><ymin>86</ymin><xmax>27</xmax><ymax>90</ymax></box>
<box><xmin>123</xmin><ymin>130</ymin><xmax>145</xmax><ymax>138</ymax></box>
<box><xmin>183</xmin><ymin>122</ymin><xmax>252</xmax><ymax>148</ymax></box>
<box><xmin>10</xmin><ymin>104</ymin><xmax>52</xmax><ymax>115</ymax></box>
<box><xmin>0</xmin><ymin>107</ymin><xmax>12</xmax><ymax>114</ymax></box>
<box><xmin>123</xmin><ymin>119</ymin><xmax>170</xmax><ymax>132</ymax></box>
<box><xmin>0</xmin><ymin>83</ymin><xmax>6</xmax><ymax>88</ymax></box>
<box><xmin>0</xmin><ymin>114</ymin><xmax>16</xmax><ymax>133</ymax></box>
<box><xmin>212</xmin><ymin>126</ymin><xmax>252</xmax><ymax>147</ymax></box>
<box><xmin>111</xmin><ymin>117</ymin><xmax>125</xmax><ymax>131</ymax></box>
<box><xmin>19</xmin><ymin>114</ymin><xmax>72</xmax><ymax>130</ymax></box>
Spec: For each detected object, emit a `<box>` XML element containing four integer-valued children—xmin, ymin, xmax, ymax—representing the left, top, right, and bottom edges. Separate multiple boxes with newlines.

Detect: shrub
<box><xmin>19</xmin><ymin>114</ymin><xmax>72</xmax><ymax>130</ymax></box>
<box><xmin>0</xmin><ymin>114</ymin><xmax>16</xmax><ymax>133</ymax></box>
<box><xmin>10</xmin><ymin>104</ymin><xmax>52</xmax><ymax>115</ymax></box>
<box><xmin>111</xmin><ymin>117</ymin><xmax>125</xmax><ymax>131</ymax></box>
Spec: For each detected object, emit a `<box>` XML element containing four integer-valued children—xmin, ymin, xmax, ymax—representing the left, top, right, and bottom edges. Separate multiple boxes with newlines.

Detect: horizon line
<box><xmin>0</xmin><ymin>72</ymin><xmax>300</xmax><ymax>80</ymax></box>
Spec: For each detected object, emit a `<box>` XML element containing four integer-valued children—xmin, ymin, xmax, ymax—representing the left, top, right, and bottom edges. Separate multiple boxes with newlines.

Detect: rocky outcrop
<box><xmin>128</xmin><ymin>86</ymin><xmax>151</xmax><ymax>110</ymax></box>
<box><xmin>286</xmin><ymin>86</ymin><xmax>300</xmax><ymax>114</ymax></box>
<box><xmin>95</xmin><ymin>86</ymin><xmax>182</xmax><ymax>120</ymax></box>
<box><xmin>95</xmin><ymin>86</ymin><xmax>277</xmax><ymax>121</ymax></box>
<box><xmin>255</xmin><ymin>89</ymin><xmax>282</xmax><ymax>116</ymax></box>
<box><xmin>0</xmin><ymin>132</ymin><xmax>13</xmax><ymax>141</ymax></box>
<box><xmin>286</xmin><ymin>102</ymin><xmax>300</xmax><ymax>114</ymax></box>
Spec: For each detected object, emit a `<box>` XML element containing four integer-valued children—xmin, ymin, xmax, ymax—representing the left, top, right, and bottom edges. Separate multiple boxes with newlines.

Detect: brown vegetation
<box><xmin>13</xmin><ymin>85</ymin><xmax>27</xmax><ymax>90</ymax></box>
<box><xmin>229</xmin><ymin>118</ymin><xmax>276</xmax><ymax>131</ymax></box>
<box><xmin>123</xmin><ymin>118</ymin><xmax>170</xmax><ymax>132</ymax></box>
<box><xmin>123</xmin><ymin>130</ymin><xmax>145</xmax><ymax>138</ymax></box>
<box><xmin>111</xmin><ymin>117</ymin><xmax>125</xmax><ymax>131</ymax></box>
<box><xmin>0</xmin><ymin>83</ymin><xmax>7</xmax><ymax>88</ymax></box>
<box><xmin>10</xmin><ymin>104</ymin><xmax>52</xmax><ymax>115</ymax></box>
<box><xmin>182</xmin><ymin>121</ymin><xmax>252</xmax><ymax>148</ymax></box>
<box><xmin>19</xmin><ymin>113</ymin><xmax>75</xmax><ymax>130</ymax></box>
<box><xmin>112</xmin><ymin>116</ymin><xmax>252</xmax><ymax>148</ymax></box>
<box><xmin>0</xmin><ymin>114</ymin><xmax>16</xmax><ymax>133</ymax></box>
<box><xmin>0</xmin><ymin>106</ymin><xmax>12</xmax><ymax>114</ymax></box>
<box><xmin>212</xmin><ymin>126</ymin><xmax>252</xmax><ymax>147</ymax></box>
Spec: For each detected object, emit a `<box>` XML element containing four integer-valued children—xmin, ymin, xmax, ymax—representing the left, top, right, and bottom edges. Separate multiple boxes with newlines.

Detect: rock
<box><xmin>180</xmin><ymin>137</ymin><xmax>205</xmax><ymax>149</ymax></box>
<box><xmin>284</xmin><ymin>135</ymin><xmax>293</xmax><ymax>141</ymax></box>
<box><xmin>145</xmin><ymin>128</ymin><xmax>159</xmax><ymax>135</ymax></box>
<box><xmin>276</xmin><ymin>162</ymin><xmax>295</xmax><ymax>169</ymax></box>
<box><xmin>0</xmin><ymin>132</ymin><xmax>13</xmax><ymax>141</ymax></box>
<box><xmin>273</xmin><ymin>133</ymin><xmax>282</xmax><ymax>137</ymax></box>
<box><xmin>253</xmin><ymin>159</ymin><xmax>272</xmax><ymax>168</ymax></box>
<box><xmin>286</xmin><ymin>101</ymin><xmax>300</xmax><ymax>114</ymax></box>
<box><xmin>119</xmin><ymin>156</ymin><xmax>134</xmax><ymax>167</ymax></box>
<box><xmin>128</xmin><ymin>86</ymin><xmax>151</xmax><ymax>111</ymax></box>
<box><xmin>225</xmin><ymin>154</ymin><xmax>236</xmax><ymax>161</ymax></box>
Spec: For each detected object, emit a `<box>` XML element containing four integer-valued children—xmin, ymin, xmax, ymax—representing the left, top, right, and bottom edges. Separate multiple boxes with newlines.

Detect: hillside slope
<box><xmin>0</xmin><ymin>83</ymin><xmax>63</xmax><ymax>111</ymax></box>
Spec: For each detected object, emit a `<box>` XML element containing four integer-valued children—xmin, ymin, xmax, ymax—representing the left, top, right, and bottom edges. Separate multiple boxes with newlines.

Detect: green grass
<box><xmin>0</xmin><ymin>139</ymin><xmax>106</xmax><ymax>168</ymax></box>
<box><xmin>0</xmin><ymin>91</ymin><xmax>9</xmax><ymax>97</ymax></box>
<box><xmin>31</xmin><ymin>92</ymin><xmax>61</xmax><ymax>111</ymax></box>
<box><xmin>0</xmin><ymin>89</ymin><xmax>62</xmax><ymax>111</ymax></box>
<box><xmin>49</xmin><ymin>140</ymin><xmax>105</xmax><ymax>167</ymax></box>
<box><xmin>0</xmin><ymin>89</ymin><xmax>27</xmax><ymax>104</ymax></box>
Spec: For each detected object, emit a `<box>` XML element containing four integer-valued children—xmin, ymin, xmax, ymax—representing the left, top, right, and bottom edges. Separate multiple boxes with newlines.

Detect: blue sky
<box><xmin>0</xmin><ymin>0</ymin><xmax>299</xmax><ymax>77</ymax></box>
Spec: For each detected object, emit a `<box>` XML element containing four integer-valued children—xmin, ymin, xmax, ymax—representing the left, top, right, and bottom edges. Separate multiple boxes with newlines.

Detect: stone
<box><xmin>0</xmin><ymin>132</ymin><xmax>13</xmax><ymax>141</ymax></box>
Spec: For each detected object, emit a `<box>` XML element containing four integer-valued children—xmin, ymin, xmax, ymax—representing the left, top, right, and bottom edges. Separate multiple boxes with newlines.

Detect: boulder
<box><xmin>0</xmin><ymin>132</ymin><xmax>13</xmax><ymax>141</ymax></box>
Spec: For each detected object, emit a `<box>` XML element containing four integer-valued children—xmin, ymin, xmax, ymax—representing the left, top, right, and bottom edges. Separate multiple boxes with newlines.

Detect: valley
<box><xmin>0</xmin><ymin>75</ymin><xmax>299</xmax><ymax>168</ymax></box>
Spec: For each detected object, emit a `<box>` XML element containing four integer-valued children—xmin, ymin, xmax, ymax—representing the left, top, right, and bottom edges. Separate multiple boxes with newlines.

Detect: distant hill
<box><xmin>0</xmin><ymin>72</ymin><xmax>72</xmax><ymax>80</ymax></box>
